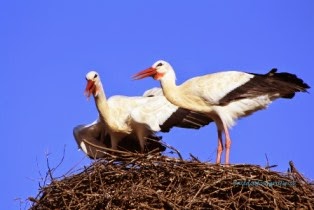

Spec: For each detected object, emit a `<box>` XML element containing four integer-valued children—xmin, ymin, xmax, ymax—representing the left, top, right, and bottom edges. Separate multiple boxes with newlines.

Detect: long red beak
<box><xmin>132</xmin><ymin>67</ymin><xmax>157</xmax><ymax>80</ymax></box>
<box><xmin>84</xmin><ymin>80</ymin><xmax>96</xmax><ymax>99</ymax></box>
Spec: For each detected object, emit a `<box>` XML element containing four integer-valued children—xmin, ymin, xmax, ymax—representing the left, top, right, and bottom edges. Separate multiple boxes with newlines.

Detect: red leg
<box><xmin>224</xmin><ymin>125</ymin><xmax>232</xmax><ymax>164</ymax></box>
<box><xmin>216</xmin><ymin>129</ymin><xmax>224</xmax><ymax>164</ymax></box>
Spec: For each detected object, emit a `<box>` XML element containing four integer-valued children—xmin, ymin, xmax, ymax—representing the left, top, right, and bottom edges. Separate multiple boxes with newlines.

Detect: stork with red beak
<box><xmin>133</xmin><ymin>60</ymin><xmax>310</xmax><ymax>164</ymax></box>
<box><xmin>74</xmin><ymin>71</ymin><xmax>212</xmax><ymax>157</ymax></box>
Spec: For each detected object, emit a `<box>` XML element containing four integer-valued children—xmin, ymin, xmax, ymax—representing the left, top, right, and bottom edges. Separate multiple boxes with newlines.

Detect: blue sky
<box><xmin>1</xmin><ymin>1</ymin><xmax>314</xmax><ymax>209</ymax></box>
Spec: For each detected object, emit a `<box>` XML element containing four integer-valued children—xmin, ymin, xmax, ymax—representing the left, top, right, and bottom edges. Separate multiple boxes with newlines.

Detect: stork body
<box><xmin>133</xmin><ymin>60</ymin><xmax>310</xmax><ymax>164</ymax></box>
<box><xmin>74</xmin><ymin>71</ymin><xmax>211</xmax><ymax>158</ymax></box>
<box><xmin>73</xmin><ymin>119</ymin><xmax>164</xmax><ymax>158</ymax></box>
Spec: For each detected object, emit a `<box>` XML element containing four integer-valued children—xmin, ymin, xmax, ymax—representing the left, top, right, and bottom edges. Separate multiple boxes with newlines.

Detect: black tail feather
<box><xmin>219</xmin><ymin>68</ymin><xmax>310</xmax><ymax>105</ymax></box>
<box><xmin>263</xmin><ymin>68</ymin><xmax>310</xmax><ymax>98</ymax></box>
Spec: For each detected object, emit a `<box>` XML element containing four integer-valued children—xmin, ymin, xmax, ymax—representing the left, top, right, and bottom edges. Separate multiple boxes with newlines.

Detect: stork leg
<box><xmin>216</xmin><ymin>129</ymin><xmax>224</xmax><ymax>164</ymax></box>
<box><xmin>110</xmin><ymin>135</ymin><xmax>122</xmax><ymax>154</ymax></box>
<box><xmin>224</xmin><ymin>125</ymin><xmax>232</xmax><ymax>164</ymax></box>
<box><xmin>135</xmin><ymin>127</ymin><xmax>147</xmax><ymax>153</ymax></box>
<box><xmin>138</xmin><ymin>137</ymin><xmax>145</xmax><ymax>153</ymax></box>
<box><xmin>111</xmin><ymin>139</ymin><xmax>118</xmax><ymax>151</ymax></box>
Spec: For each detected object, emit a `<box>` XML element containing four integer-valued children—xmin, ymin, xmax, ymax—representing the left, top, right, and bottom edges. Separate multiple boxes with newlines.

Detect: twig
<box><xmin>29</xmin><ymin>153</ymin><xmax>314</xmax><ymax>209</ymax></box>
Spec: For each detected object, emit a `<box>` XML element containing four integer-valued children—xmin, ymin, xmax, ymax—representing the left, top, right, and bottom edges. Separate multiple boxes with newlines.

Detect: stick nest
<box><xmin>29</xmin><ymin>149</ymin><xmax>314</xmax><ymax>210</ymax></box>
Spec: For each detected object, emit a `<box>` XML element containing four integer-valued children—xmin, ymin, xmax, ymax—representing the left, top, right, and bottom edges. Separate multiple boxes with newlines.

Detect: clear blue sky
<box><xmin>1</xmin><ymin>1</ymin><xmax>313</xmax><ymax>209</ymax></box>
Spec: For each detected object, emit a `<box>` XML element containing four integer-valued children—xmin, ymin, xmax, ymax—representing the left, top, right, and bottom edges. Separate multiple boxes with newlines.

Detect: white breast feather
<box><xmin>214</xmin><ymin>95</ymin><xmax>272</xmax><ymax>128</ymax></box>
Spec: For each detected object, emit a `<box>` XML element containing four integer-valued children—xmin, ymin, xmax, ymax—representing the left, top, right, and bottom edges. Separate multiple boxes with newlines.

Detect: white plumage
<box><xmin>73</xmin><ymin>71</ymin><xmax>211</xmax><ymax>158</ymax></box>
<box><xmin>133</xmin><ymin>60</ymin><xmax>309</xmax><ymax>164</ymax></box>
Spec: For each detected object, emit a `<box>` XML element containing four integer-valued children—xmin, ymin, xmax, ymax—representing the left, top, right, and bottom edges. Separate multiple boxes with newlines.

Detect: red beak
<box><xmin>132</xmin><ymin>67</ymin><xmax>157</xmax><ymax>80</ymax></box>
<box><xmin>84</xmin><ymin>80</ymin><xmax>96</xmax><ymax>99</ymax></box>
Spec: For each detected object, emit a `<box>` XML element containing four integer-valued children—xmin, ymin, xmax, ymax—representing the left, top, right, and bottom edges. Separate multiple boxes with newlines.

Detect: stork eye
<box><xmin>94</xmin><ymin>74</ymin><xmax>98</xmax><ymax>78</ymax></box>
<box><xmin>156</xmin><ymin>62</ymin><xmax>163</xmax><ymax>67</ymax></box>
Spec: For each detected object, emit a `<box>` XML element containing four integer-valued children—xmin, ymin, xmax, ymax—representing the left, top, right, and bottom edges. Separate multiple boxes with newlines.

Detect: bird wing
<box><xmin>165</xmin><ymin>109</ymin><xmax>212</xmax><ymax>132</ymax></box>
<box><xmin>180</xmin><ymin>71</ymin><xmax>254</xmax><ymax>105</ymax></box>
<box><xmin>131</xmin><ymin>93</ymin><xmax>212</xmax><ymax>133</ymax></box>
<box><xmin>73</xmin><ymin>118</ymin><xmax>166</xmax><ymax>156</ymax></box>
<box><xmin>180</xmin><ymin>69</ymin><xmax>309</xmax><ymax>106</ymax></box>
<box><xmin>106</xmin><ymin>95</ymin><xmax>151</xmax><ymax>131</ymax></box>
<box><xmin>218</xmin><ymin>69</ymin><xmax>310</xmax><ymax>104</ymax></box>
<box><xmin>73</xmin><ymin>119</ymin><xmax>110</xmax><ymax>159</ymax></box>
<box><xmin>143</xmin><ymin>87</ymin><xmax>164</xmax><ymax>97</ymax></box>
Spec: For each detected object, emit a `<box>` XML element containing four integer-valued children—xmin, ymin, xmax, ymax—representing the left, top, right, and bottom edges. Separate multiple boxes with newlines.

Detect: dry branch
<box><xmin>29</xmin><ymin>149</ymin><xmax>314</xmax><ymax>210</ymax></box>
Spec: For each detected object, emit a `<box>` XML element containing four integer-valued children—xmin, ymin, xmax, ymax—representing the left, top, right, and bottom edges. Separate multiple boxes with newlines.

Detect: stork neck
<box><xmin>93</xmin><ymin>83</ymin><xmax>111</xmax><ymax>123</ymax></box>
<box><xmin>160</xmin><ymin>77</ymin><xmax>177</xmax><ymax>91</ymax></box>
<box><xmin>160</xmin><ymin>76</ymin><xmax>181</xmax><ymax>104</ymax></box>
<box><xmin>159</xmin><ymin>68</ymin><xmax>178</xmax><ymax>95</ymax></box>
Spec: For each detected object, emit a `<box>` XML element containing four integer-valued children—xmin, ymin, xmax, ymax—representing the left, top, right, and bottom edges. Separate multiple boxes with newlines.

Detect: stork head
<box><xmin>84</xmin><ymin>71</ymin><xmax>101</xmax><ymax>99</ymax></box>
<box><xmin>133</xmin><ymin>60</ymin><xmax>175</xmax><ymax>81</ymax></box>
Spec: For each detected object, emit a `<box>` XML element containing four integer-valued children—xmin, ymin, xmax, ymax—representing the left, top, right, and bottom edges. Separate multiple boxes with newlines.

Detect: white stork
<box><xmin>133</xmin><ymin>60</ymin><xmax>310</xmax><ymax>164</ymax></box>
<box><xmin>73</xmin><ymin>71</ymin><xmax>212</xmax><ymax>158</ymax></box>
